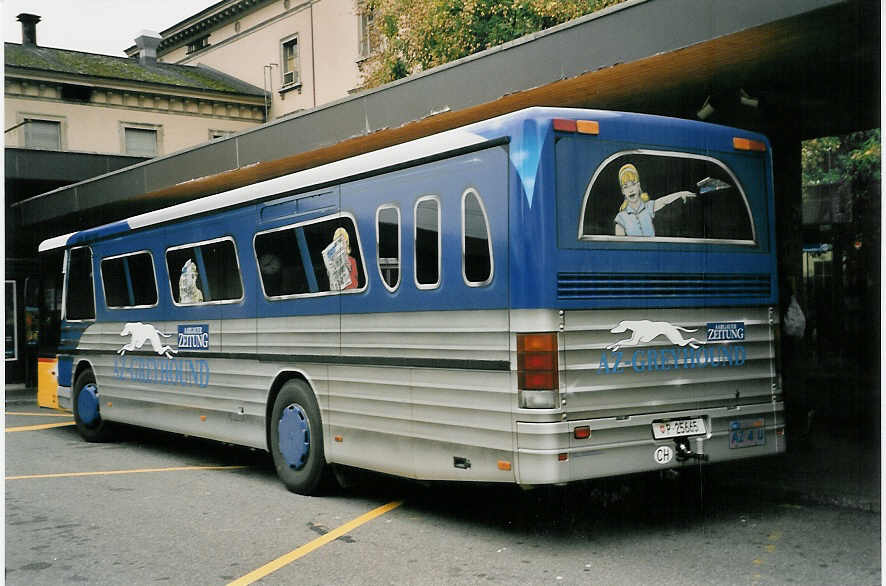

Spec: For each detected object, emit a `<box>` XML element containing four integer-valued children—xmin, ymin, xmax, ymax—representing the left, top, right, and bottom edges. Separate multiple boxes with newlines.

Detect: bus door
<box><xmin>37</xmin><ymin>249</ymin><xmax>64</xmax><ymax>408</ymax></box>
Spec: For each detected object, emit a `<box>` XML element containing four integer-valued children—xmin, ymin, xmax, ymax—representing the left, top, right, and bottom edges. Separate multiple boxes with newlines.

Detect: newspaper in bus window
<box><xmin>322</xmin><ymin>233</ymin><xmax>350</xmax><ymax>291</ymax></box>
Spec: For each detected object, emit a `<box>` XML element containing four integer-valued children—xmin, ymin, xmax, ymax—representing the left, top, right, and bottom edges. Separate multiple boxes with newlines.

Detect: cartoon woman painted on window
<box><xmin>613</xmin><ymin>163</ymin><xmax>696</xmax><ymax>237</ymax></box>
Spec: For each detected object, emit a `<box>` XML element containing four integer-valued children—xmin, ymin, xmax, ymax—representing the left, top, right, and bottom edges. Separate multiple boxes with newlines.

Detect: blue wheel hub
<box><xmin>278</xmin><ymin>404</ymin><xmax>310</xmax><ymax>470</ymax></box>
<box><xmin>78</xmin><ymin>383</ymin><xmax>100</xmax><ymax>426</ymax></box>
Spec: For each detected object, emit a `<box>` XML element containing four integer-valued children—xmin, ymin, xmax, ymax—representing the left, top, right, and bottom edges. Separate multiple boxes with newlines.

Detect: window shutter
<box><xmin>125</xmin><ymin>128</ymin><xmax>158</xmax><ymax>156</ymax></box>
<box><xmin>25</xmin><ymin>120</ymin><xmax>60</xmax><ymax>149</ymax></box>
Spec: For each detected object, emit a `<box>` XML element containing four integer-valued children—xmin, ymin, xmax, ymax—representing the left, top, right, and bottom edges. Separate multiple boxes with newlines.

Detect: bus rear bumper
<box><xmin>516</xmin><ymin>402</ymin><xmax>785</xmax><ymax>486</ymax></box>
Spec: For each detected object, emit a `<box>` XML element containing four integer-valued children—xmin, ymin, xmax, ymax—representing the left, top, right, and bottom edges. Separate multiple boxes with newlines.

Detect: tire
<box><xmin>269</xmin><ymin>379</ymin><xmax>329</xmax><ymax>495</ymax></box>
<box><xmin>72</xmin><ymin>369</ymin><xmax>113</xmax><ymax>442</ymax></box>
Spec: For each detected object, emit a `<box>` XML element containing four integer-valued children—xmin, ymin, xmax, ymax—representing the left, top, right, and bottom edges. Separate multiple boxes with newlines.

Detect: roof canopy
<box><xmin>12</xmin><ymin>0</ymin><xmax>880</xmax><ymax>241</ymax></box>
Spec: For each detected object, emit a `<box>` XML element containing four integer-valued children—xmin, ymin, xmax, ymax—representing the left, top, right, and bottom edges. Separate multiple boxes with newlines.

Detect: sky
<box><xmin>3</xmin><ymin>0</ymin><xmax>219</xmax><ymax>56</ymax></box>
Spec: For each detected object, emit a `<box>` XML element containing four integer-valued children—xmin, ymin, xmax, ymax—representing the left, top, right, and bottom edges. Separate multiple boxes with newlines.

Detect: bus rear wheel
<box><xmin>269</xmin><ymin>379</ymin><xmax>329</xmax><ymax>495</ymax></box>
<box><xmin>72</xmin><ymin>370</ymin><xmax>113</xmax><ymax>442</ymax></box>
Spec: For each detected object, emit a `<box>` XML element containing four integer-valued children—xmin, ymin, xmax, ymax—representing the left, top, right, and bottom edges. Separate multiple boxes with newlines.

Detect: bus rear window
<box><xmin>579</xmin><ymin>151</ymin><xmax>755</xmax><ymax>244</ymax></box>
<box><xmin>101</xmin><ymin>252</ymin><xmax>158</xmax><ymax>308</ymax></box>
<box><xmin>166</xmin><ymin>238</ymin><xmax>243</xmax><ymax>305</ymax></box>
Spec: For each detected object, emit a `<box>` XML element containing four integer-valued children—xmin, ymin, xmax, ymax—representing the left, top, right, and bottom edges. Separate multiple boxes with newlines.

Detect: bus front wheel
<box><xmin>72</xmin><ymin>370</ymin><xmax>113</xmax><ymax>442</ymax></box>
<box><xmin>269</xmin><ymin>379</ymin><xmax>329</xmax><ymax>495</ymax></box>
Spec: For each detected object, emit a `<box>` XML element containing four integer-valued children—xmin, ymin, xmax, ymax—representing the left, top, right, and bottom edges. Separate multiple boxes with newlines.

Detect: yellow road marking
<box><xmin>5</xmin><ymin>411</ymin><xmax>73</xmax><ymax>417</ymax></box>
<box><xmin>7</xmin><ymin>421</ymin><xmax>76</xmax><ymax>432</ymax></box>
<box><xmin>7</xmin><ymin>465</ymin><xmax>247</xmax><ymax>480</ymax></box>
<box><xmin>228</xmin><ymin>500</ymin><xmax>403</xmax><ymax>586</ymax></box>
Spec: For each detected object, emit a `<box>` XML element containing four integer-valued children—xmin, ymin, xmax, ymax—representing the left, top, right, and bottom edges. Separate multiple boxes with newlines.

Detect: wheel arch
<box><xmin>264</xmin><ymin>369</ymin><xmax>320</xmax><ymax>453</ymax></box>
<box><xmin>73</xmin><ymin>358</ymin><xmax>96</xmax><ymax>385</ymax></box>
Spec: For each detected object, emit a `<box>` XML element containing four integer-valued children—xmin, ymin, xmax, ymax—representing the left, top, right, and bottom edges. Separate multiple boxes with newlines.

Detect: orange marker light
<box><xmin>200</xmin><ymin>415</ymin><xmax>207</xmax><ymax>421</ymax></box>
<box><xmin>733</xmin><ymin>137</ymin><xmax>766</xmax><ymax>152</ymax></box>
<box><xmin>517</xmin><ymin>333</ymin><xmax>557</xmax><ymax>352</ymax></box>
<box><xmin>334</xmin><ymin>435</ymin><xmax>343</xmax><ymax>443</ymax></box>
<box><xmin>497</xmin><ymin>460</ymin><xmax>512</xmax><ymax>471</ymax></box>
<box><xmin>576</xmin><ymin>120</ymin><xmax>600</xmax><ymax>135</ymax></box>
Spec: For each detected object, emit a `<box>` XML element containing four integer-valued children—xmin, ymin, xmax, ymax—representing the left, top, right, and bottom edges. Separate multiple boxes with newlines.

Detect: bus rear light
<box><xmin>519</xmin><ymin>371</ymin><xmax>557</xmax><ymax>389</ymax></box>
<box><xmin>574</xmin><ymin>426</ymin><xmax>591</xmax><ymax>440</ymax></box>
<box><xmin>733</xmin><ymin>137</ymin><xmax>766</xmax><ymax>152</ymax></box>
<box><xmin>520</xmin><ymin>351</ymin><xmax>556</xmax><ymax>371</ymax></box>
<box><xmin>553</xmin><ymin>119</ymin><xmax>600</xmax><ymax>135</ymax></box>
<box><xmin>518</xmin><ymin>333</ymin><xmax>559</xmax><ymax>408</ymax></box>
<box><xmin>517</xmin><ymin>333</ymin><xmax>558</xmax><ymax>390</ymax></box>
<box><xmin>553</xmin><ymin>118</ymin><xmax>577</xmax><ymax>132</ymax></box>
<box><xmin>519</xmin><ymin>390</ymin><xmax>558</xmax><ymax>409</ymax></box>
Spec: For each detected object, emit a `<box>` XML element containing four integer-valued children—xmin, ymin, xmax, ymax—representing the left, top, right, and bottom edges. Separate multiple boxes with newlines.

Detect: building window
<box><xmin>24</xmin><ymin>119</ymin><xmax>61</xmax><ymax>150</ymax></box>
<box><xmin>187</xmin><ymin>36</ymin><xmax>209</xmax><ymax>54</ymax></box>
<box><xmin>358</xmin><ymin>9</ymin><xmax>376</xmax><ymax>59</ymax></box>
<box><xmin>6</xmin><ymin>281</ymin><xmax>17</xmax><ymax>361</ymax></box>
<box><xmin>209</xmin><ymin>129</ymin><xmax>236</xmax><ymax>141</ymax></box>
<box><xmin>123</xmin><ymin>126</ymin><xmax>159</xmax><ymax>157</ymax></box>
<box><xmin>281</xmin><ymin>35</ymin><xmax>300</xmax><ymax>87</ymax></box>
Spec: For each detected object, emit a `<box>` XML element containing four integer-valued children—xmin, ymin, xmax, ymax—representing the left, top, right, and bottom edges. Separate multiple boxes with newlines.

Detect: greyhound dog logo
<box><xmin>606</xmin><ymin>320</ymin><xmax>705</xmax><ymax>352</ymax></box>
<box><xmin>118</xmin><ymin>322</ymin><xmax>178</xmax><ymax>359</ymax></box>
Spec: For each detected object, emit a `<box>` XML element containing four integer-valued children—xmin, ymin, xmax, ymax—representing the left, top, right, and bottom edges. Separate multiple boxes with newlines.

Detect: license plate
<box><xmin>652</xmin><ymin>417</ymin><xmax>706</xmax><ymax>439</ymax></box>
<box><xmin>729</xmin><ymin>418</ymin><xmax>766</xmax><ymax>448</ymax></box>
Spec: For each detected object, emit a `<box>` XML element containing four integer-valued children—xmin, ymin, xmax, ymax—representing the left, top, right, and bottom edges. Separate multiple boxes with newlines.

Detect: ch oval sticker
<box><xmin>654</xmin><ymin>445</ymin><xmax>674</xmax><ymax>465</ymax></box>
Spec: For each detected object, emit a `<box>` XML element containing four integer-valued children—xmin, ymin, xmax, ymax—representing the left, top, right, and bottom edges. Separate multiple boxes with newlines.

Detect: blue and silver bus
<box><xmin>39</xmin><ymin>107</ymin><xmax>784</xmax><ymax>494</ymax></box>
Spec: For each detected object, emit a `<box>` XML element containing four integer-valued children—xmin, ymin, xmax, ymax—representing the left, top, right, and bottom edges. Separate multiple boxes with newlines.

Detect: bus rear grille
<box><xmin>557</xmin><ymin>273</ymin><xmax>771</xmax><ymax>300</ymax></box>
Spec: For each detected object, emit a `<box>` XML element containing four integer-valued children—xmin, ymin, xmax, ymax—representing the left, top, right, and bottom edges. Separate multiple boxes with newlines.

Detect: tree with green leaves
<box><xmin>802</xmin><ymin>129</ymin><xmax>881</xmax><ymax>187</ymax></box>
<box><xmin>357</xmin><ymin>0</ymin><xmax>624</xmax><ymax>88</ymax></box>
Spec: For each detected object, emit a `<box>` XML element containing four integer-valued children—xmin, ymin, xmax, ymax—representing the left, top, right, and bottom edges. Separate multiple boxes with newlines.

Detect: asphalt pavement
<box><xmin>5</xmin><ymin>383</ymin><xmax>880</xmax><ymax>513</ymax></box>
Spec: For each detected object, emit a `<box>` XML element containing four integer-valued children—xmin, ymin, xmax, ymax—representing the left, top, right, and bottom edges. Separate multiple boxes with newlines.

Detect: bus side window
<box><xmin>65</xmin><ymin>247</ymin><xmax>95</xmax><ymax>320</ymax></box>
<box><xmin>462</xmin><ymin>188</ymin><xmax>493</xmax><ymax>286</ymax></box>
<box><xmin>376</xmin><ymin>205</ymin><xmax>400</xmax><ymax>291</ymax></box>
<box><xmin>255</xmin><ymin>215</ymin><xmax>365</xmax><ymax>298</ymax></box>
<box><xmin>100</xmin><ymin>251</ymin><xmax>158</xmax><ymax>308</ymax></box>
<box><xmin>414</xmin><ymin>196</ymin><xmax>440</xmax><ymax>289</ymax></box>
<box><xmin>165</xmin><ymin>238</ymin><xmax>243</xmax><ymax>305</ymax></box>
